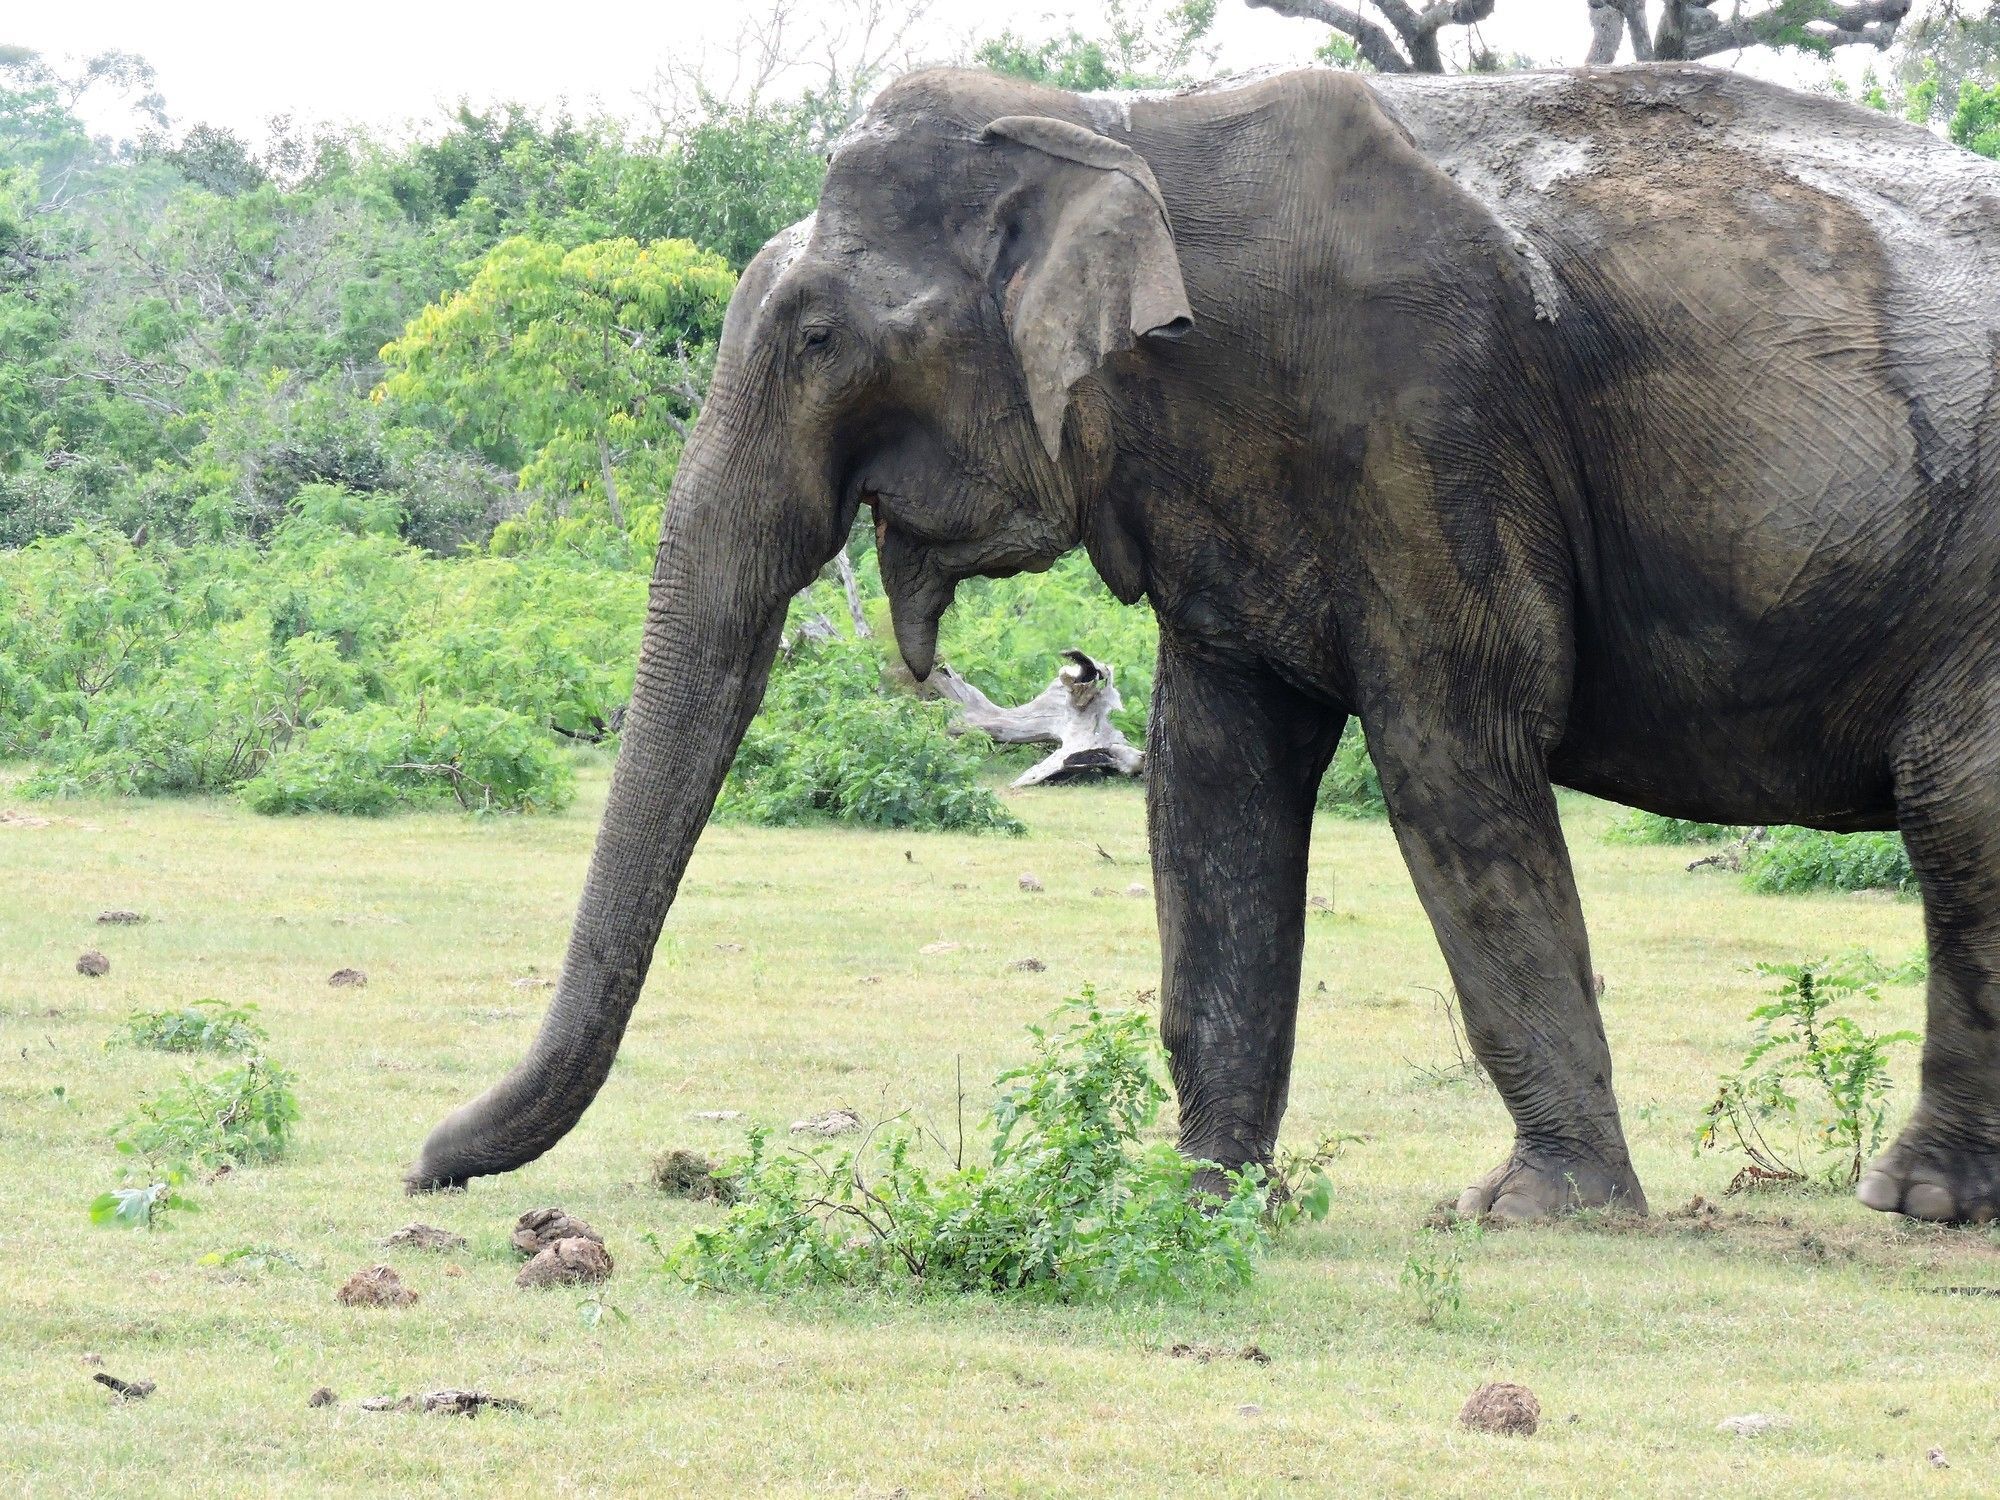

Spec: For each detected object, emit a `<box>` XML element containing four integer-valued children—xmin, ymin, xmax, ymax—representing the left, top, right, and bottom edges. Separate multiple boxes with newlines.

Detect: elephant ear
<box><xmin>981</xmin><ymin>114</ymin><xmax>1193</xmax><ymax>460</ymax></box>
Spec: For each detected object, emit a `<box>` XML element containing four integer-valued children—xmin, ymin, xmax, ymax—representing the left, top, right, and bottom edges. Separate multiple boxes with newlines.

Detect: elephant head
<box><xmin>407</xmin><ymin>70</ymin><xmax>1193</xmax><ymax>1188</ymax></box>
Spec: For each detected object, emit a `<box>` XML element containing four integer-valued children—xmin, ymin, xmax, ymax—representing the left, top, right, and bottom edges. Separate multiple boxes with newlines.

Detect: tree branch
<box><xmin>1245</xmin><ymin>0</ymin><xmax>1419</xmax><ymax>71</ymax></box>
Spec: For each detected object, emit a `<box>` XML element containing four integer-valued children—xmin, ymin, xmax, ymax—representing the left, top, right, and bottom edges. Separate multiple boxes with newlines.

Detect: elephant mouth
<box><xmin>872</xmin><ymin>510</ymin><xmax>955</xmax><ymax>681</ymax></box>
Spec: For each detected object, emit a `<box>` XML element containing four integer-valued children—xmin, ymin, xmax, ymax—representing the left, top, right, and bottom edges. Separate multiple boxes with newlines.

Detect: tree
<box><xmin>377</xmin><ymin>236</ymin><xmax>734</xmax><ymax>546</ymax></box>
<box><xmin>978</xmin><ymin>1</ymin><xmax>1220</xmax><ymax>89</ymax></box>
<box><xmin>1242</xmin><ymin>0</ymin><xmax>1915</xmax><ymax>72</ymax></box>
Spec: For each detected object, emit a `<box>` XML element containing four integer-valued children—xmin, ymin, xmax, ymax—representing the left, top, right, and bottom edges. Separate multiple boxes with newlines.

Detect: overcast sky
<box><xmin>12</xmin><ymin>0</ymin><xmax>1844</xmax><ymax>144</ymax></box>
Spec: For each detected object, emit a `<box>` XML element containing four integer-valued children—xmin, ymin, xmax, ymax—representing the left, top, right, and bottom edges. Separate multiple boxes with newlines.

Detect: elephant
<box><xmin>410</xmin><ymin>62</ymin><xmax>2000</xmax><ymax>1224</ymax></box>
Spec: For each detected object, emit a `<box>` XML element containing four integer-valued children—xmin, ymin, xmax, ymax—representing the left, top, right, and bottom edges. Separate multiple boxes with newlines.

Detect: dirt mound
<box><xmin>75</xmin><ymin>950</ymin><xmax>109</xmax><ymax>977</ymax></box>
<box><xmin>336</xmin><ymin>1265</ymin><xmax>417</xmax><ymax>1307</ymax></box>
<box><xmin>96</xmin><ymin>909</ymin><xmax>145</xmax><ymax>925</ymax></box>
<box><xmin>791</xmin><ymin>1107</ymin><xmax>862</xmax><ymax>1137</ymax></box>
<box><xmin>650</xmin><ymin>1149</ymin><xmax>735</xmax><ymax>1202</ymax></box>
<box><xmin>1459</xmin><ymin>1382</ymin><xmax>1540</xmax><ymax>1436</ymax></box>
<box><xmin>382</xmin><ymin>1223</ymin><xmax>466</xmax><ymax>1252</ymax></box>
<box><xmin>327</xmin><ymin>968</ymin><xmax>367</xmax><ymax>987</ymax></box>
<box><xmin>516</xmin><ymin>1236</ymin><xmax>613</xmax><ymax>1288</ymax></box>
<box><xmin>511</xmin><ymin>1207</ymin><xmax>602</xmax><ymax>1256</ymax></box>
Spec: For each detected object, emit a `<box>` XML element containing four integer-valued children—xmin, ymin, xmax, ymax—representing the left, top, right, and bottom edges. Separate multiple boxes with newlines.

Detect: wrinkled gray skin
<box><xmin>412</xmin><ymin>64</ymin><xmax>2000</xmax><ymax>1224</ymax></box>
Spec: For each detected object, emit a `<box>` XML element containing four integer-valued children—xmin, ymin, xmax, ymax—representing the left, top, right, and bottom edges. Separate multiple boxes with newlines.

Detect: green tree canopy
<box><xmin>377</xmin><ymin>235</ymin><xmax>734</xmax><ymax>553</ymax></box>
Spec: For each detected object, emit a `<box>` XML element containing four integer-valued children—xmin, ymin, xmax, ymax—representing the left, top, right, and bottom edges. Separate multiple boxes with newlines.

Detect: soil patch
<box><xmin>382</xmin><ymin>1223</ymin><xmax>467</xmax><ymax>1253</ymax></box>
<box><xmin>336</xmin><ymin>1265</ymin><xmax>417</xmax><ymax>1307</ymax></box>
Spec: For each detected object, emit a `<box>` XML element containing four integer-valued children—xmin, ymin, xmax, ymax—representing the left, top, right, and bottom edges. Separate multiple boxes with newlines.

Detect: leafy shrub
<box><xmin>1606</xmin><ymin>812</ymin><xmax>1739</xmax><ymax>845</ymax></box>
<box><xmin>242</xmin><ymin>700</ymin><xmax>573</xmax><ymax>813</ymax></box>
<box><xmin>719</xmin><ymin>638</ymin><xmax>1024</xmax><ymax>834</ymax></box>
<box><xmin>1696</xmin><ymin>958</ymin><xmax>1919</xmax><ymax>1190</ymax></box>
<box><xmin>665</xmin><ymin>991</ymin><xmax>1268</xmax><ymax>1300</ymax></box>
<box><xmin>116</xmin><ymin>1000</ymin><xmax>266</xmax><ymax>1054</ymax></box>
<box><xmin>1741</xmin><ymin>828</ymin><xmax>1913</xmax><ymax>895</ymax></box>
<box><xmin>113</xmin><ymin>1056</ymin><xmax>301</xmax><ymax>1173</ymax></box>
<box><xmin>1316</xmin><ymin>722</ymin><xmax>1384</xmax><ymax>818</ymax></box>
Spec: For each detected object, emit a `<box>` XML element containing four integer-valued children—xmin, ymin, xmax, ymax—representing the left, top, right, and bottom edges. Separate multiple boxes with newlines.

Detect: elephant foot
<box><xmin>1857</xmin><ymin>1115</ymin><xmax>2000</xmax><ymax>1223</ymax></box>
<box><xmin>1455</xmin><ymin>1141</ymin><xmax>1647</xmax><ymax>1221</ymax></box>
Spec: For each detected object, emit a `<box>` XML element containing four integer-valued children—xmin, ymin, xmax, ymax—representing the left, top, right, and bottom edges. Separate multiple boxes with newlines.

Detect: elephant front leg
<box><xmin>1373</xmin><ymin>719</ymin><xmax>1646</xmax><ymax>1219</ymax></box>
<box><xmin>1148</xmin><ymin>642</ymin><xmax>1342</xmax><ymax>1180</ymax></box>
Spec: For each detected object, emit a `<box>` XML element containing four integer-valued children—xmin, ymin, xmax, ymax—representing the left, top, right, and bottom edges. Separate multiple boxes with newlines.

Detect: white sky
<box><xmin>10</xmin><ymin>0</ymin><xmax>1850</xmax><ymax>144</ymax></box>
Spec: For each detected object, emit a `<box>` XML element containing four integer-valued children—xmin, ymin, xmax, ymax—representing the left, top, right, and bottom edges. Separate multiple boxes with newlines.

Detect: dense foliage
<box><xmin>665</xmin><ymin>990</ymin><xmax>1268</xmax><ymax>1300</ymax></box>
<box><xmin>1741</xmin><ymin>827</ymin><xmax>1915</xmax><ymax>895</ymax></box>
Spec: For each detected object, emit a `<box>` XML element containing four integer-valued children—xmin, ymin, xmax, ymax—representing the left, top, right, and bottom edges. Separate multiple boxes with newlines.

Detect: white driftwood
<box><xmin>929</xmin><ymin>650</ymin><xmax>1145</xmax><ymax>787</ymax></box>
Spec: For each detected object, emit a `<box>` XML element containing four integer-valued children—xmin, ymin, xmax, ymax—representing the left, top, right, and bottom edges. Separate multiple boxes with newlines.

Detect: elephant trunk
<box><xmin>407</xmin><ymin>428</ymin><xmax>834</xmax><ymax>1190</ymax></box>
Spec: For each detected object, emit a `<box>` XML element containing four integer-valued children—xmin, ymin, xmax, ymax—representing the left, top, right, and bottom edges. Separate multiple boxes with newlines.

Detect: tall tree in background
<box><xmin>1243</xmin><ymin>0</ymin><xmax>1915</xmax><ymax>71</ymax></box>
<box><xmin>377</xmin><ymin>236</ymin><xmax>733</xmax><ymax>548</ymax></box>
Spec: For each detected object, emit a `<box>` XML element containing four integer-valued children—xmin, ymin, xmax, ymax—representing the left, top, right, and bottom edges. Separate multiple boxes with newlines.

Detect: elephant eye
<box><xmin>799</xmin><ymin>325</ymin><xmax>835</xmax><ymax>356</ymax></box>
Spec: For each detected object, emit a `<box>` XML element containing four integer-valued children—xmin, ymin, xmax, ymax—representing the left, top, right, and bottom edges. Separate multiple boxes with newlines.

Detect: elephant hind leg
<box><xmin>1859</xmin><ymin>666</ymin><xmax>2000</xmax><ymax>1223</ymax></box>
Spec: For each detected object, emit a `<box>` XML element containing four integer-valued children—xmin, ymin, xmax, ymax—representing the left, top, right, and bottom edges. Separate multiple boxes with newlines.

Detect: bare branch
<box><xmin>1245</xmin><ymin>0</ymin><xmax>1419</xmax><ymax>72</ymax></box>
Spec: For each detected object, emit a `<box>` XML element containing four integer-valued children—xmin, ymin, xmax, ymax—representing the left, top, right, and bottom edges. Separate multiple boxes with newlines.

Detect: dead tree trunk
<box><xmin>929</xmin><ymin>650</ymin><xmax>1145</xmax><ymax>788</ymax></box>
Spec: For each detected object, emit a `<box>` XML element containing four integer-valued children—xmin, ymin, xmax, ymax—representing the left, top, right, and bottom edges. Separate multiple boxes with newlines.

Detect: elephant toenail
<box><xmin>1856</xmin><ymin>1171</ymin><xmax>1901</xmax><ymax>1213</ymax></box>
<box><xmin>1903</xmin><ymin>1183</ymin><xmax>1957</xmax><ymax>1221</ymax></box>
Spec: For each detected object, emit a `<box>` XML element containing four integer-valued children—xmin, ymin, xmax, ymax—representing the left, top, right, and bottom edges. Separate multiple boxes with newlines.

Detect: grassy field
<box><xmin>2</xmin><ymin>757</ymin><xmax>1993</xmax><ymax>1497</ymax></box>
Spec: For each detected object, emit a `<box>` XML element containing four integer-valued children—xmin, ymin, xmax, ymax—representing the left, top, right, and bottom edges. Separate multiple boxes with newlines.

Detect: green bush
<box><xmin>112</xmin><ymin>1056</ymin><xmax>301</xmax><ymax>1174</ymax></box>
<box><xmin>242</xmin><ymin>701</ymin><xmax>573</xmax><ymax>814</ymax></box>
<box><xmin>1741</xmin><ymin>828</ymin><xmax>1913</xmax><ymax>895</ymax></box>
<box><xmin>1606</xmin><ymin>812</ymin><xmax>1739</xmax><ymax>845</ymax></box>
<box><xmin>665</xmin><ymin>990</ymin><xmax>1267</xmax><ymax>1300</ymax></box>
<box><xmin>116</xmin><ymin>1000</ymin><xmax>266</xmax><ymax>1054</ymax></box>
<box><xmin>1316</xmin><ymin>722</ymin><xmax>1384</xmax><ymax>818</ymax></box>
<box><xmin>719</xmin><ymin>637</ymin><xmax>1023</xmax><ymax>834</ymax></box>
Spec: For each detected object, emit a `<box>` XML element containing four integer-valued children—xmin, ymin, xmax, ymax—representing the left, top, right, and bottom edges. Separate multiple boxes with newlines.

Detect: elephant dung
<box><xmin>75</xmin><ymin>950</ymin><xmax>109</xmax><ymax>977</ymax></box>
<box><xmin>1018</xmin><ymin>873</ymin><xmax>1044</xmax><ymax>892</ymax></box>
<box><xmin>516</xmin><ymin>1236</ymin><xmax>613</xmax><ymax>1288</ymax></box>
<box><xmin>382</xmin><ymin>1222</ymin><xmax>467</xmax><ymax>1253</ymax></box>
<box><xmin>328</xmin><ymin>967</ymin><xmax>367</xmax><ymax>988</ymax></box>
<box><xmin>511</xmin><ymin>1206</ymin><xmax>603</xmax><ymax>1256</ymax></box>
<box><xmin>336</xmin><ymin>1265</ymin><xmax>417</xmax><ymax>1307</ymax></box>
<box><xmin>307</xmin><ymin>1386</ymin><xmax>338</xmax><ymax>1408</ymax></box>
<box><xmin>650</xmin><ymin>1149</ymin><xmax>735</xmax><ymax>1202</ymax></box>
<box><xmin>1459</xmin><ymin>1382</ymin><xmax>1540</xmax><ymax>1436</ymax></box>
<box><xmin>96</xmin><ymin>909</ymin><xmax>145</xmax><ymax>924</ymax></box>
<box><xmin>791</xmin><ymin>1106</ymin><xmax>862</xmax><ymax>1137</ymax></box>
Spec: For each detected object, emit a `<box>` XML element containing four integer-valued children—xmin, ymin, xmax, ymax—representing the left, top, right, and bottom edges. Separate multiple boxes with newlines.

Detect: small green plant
<box><xmin>664</xmin><ymin>990</ymin><xmax>1267</xmax><ymax>1301</ymax></box>
<box><xmin>1265</xmin><ymin>1132</ymin><xmax>1363</xmax><ymax>1234</ymax></box>
<box><xmin>113</xmin><ymin>1056</ymin><xmax>301</xmax><ymax>1174</ymax></box>
<box><xmin>1400</xmin><ymin>1224</ymin><xmax>1475</xmax><ymax>1325</ymax></box>
<box><xmin>1740</xmin><ymin>828</ymin><xmax>1913</xmax><ymax>895</ymax></box>
<box><xmin>1696</xmin><ymin>958</ymin><xmax>1920</xmax><ymax>1190</ymax></box>
<box><xmin>197</xmin><ymin>1244</ymin><xmax>303</xmax><ymax>1274</ymax></box>
<box><xmin>116</xmin><ymin>999</ymin><xmax>267</xmax><ymax>1054</ymax></box>
<box><xmin>1605</xmin><ymin>811</ymin><xmax>1739</xmax><ymax>845</ymax></box>
<box><xmin>88</xmin><ymin>1172</ymin><xmax>197</xmax><ymax>1231</ymax></box>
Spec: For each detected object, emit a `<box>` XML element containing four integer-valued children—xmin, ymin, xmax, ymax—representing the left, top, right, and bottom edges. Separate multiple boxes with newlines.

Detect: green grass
<box><xmin>2</xmin><ymin>757</ymin><xmax>1990</xmax><ymax>1496</ymax></box>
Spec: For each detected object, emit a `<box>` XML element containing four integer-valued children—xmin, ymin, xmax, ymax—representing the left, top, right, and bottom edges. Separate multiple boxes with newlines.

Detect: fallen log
<box><xmin>929</xmin><ymin>650</ymin><xmax>1145</xmax><ymax>788</ymax></box>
